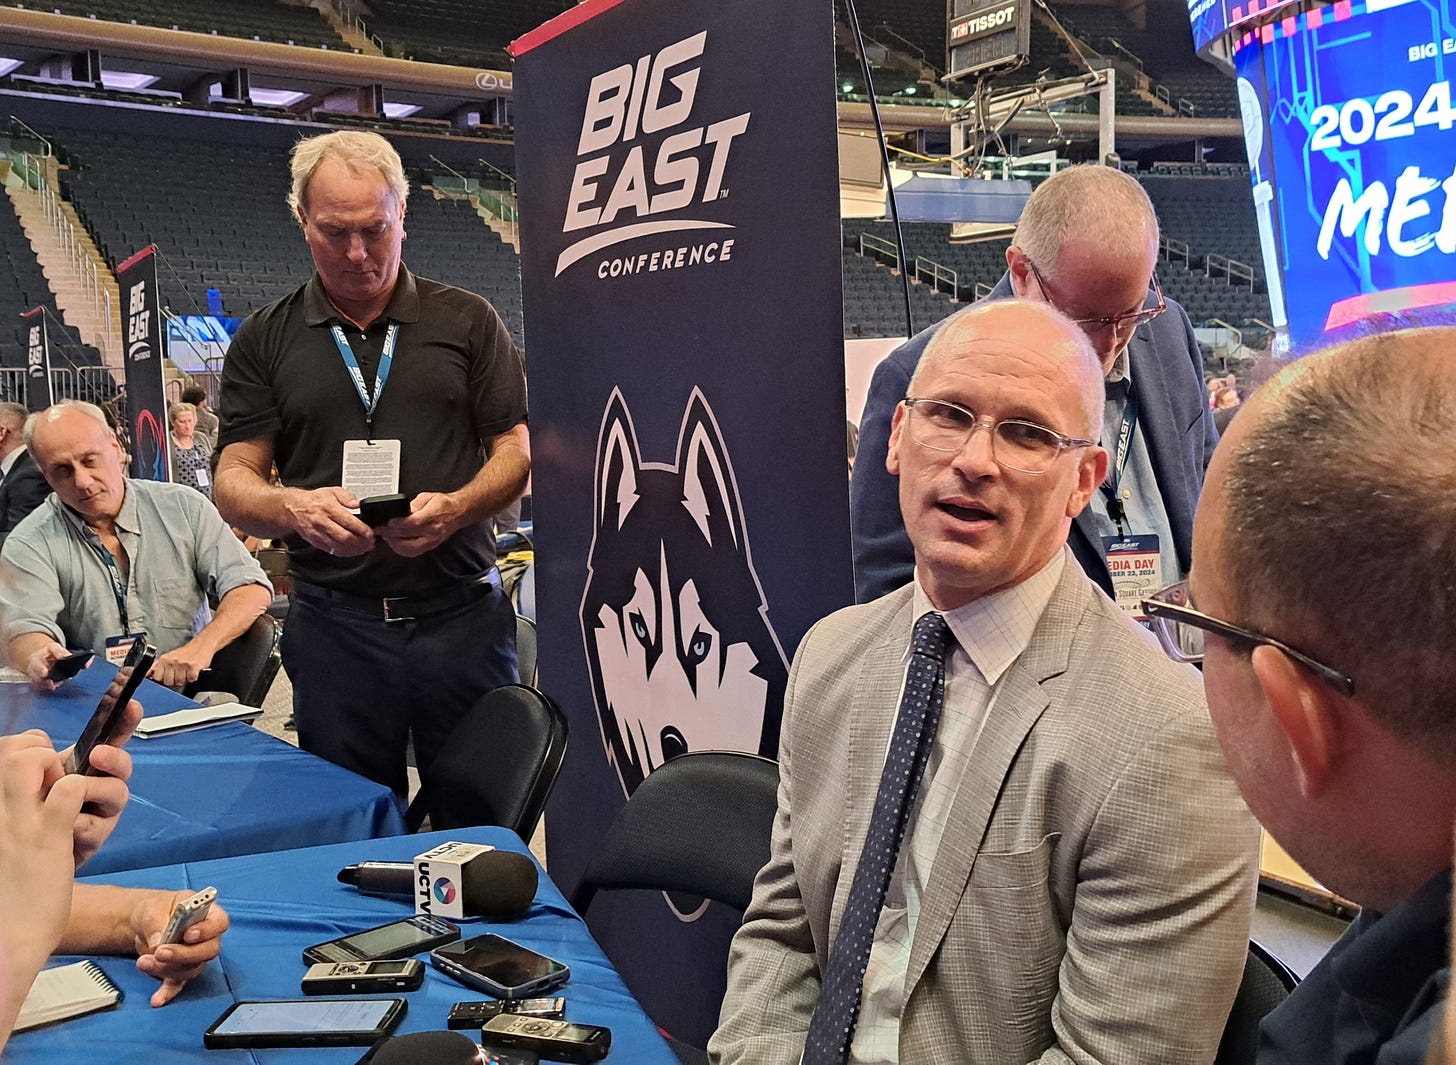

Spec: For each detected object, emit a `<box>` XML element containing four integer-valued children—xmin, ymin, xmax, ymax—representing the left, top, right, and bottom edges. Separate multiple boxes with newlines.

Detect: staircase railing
<box><xmin>859</xmin><ymin>233</ymin><xmax>901</xmax><ymax>272</ymax></box>
<box><xmin>1206</xmin><ymin>252</ymin><xmax>1257</xmax><ymax>291</ymax></box>
<box><xmin>913</xmin><ymin>256</ymin><xmax>958</xmax><ymax>300</ymax></box>
<box><xmin>17</xmin><ymin>151</ymin><xmax>115</xmax><ymax>361</ymax></box>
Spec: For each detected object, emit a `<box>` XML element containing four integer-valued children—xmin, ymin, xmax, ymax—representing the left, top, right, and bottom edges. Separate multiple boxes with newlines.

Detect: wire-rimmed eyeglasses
<box><xmin>1141</xmin><ymin>580</ymin><xmax>1355</xmax><ymax>697</ymax></box>
<box><xmin>1025</xmin><ymin>258</ymin><xmax>1167</xmax><ymax>337</ymax></box>
<box><xmin>902</xmin><ymin>397</ymin><xmax>1095</xmax><ymax>475</ymax></box>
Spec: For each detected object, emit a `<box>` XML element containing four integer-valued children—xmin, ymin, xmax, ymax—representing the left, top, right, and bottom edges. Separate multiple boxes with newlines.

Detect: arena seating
<box><xmin>0</xmin><ymin>192</ymin><xmax>103</xmax><ymax>371</ymax></box>
<box><xmin>843</xmin><ymin>212</ymin><xmax>1271</xmax><ymax>338</ymax></box>
<box><xmin>842</xmin><ymin>247</ymin><xmax>958</xmax><ymax>339</ymax></box>
<box><xmin>0</xmin><ymin>0</ymin><xmax>348</xmax><ymax>51</ymax></box>
<box><xmin>360</xmin><ymin>0</ymin><xmax>571</xmax><ymax>69</ymax></box>
<box><xmin>1139</xmin><ymin>173</ymin><xmax>1265</xmax><ymax>281</ymax></box>
<box><xmin>401</xmin><ymin>192</ymin><xmax>525</xmax><ymax>351</ymax></box>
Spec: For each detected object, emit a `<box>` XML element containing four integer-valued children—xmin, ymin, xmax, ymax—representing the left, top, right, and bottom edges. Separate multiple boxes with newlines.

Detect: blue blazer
<box><xmin>849</xmin><ymin>275</ymin><xmax>1217</xmax><ymax>601</ymax></box>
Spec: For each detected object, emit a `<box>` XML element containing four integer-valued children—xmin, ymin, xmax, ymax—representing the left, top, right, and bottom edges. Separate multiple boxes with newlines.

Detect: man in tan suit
<box><xmin>711</xmin><ymin>300</ymin><xmax>1257</xmax><ymax>1064</ymax></box>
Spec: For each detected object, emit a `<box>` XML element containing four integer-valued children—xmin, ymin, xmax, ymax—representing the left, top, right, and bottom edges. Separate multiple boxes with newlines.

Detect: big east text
<box><xmin>564</xmin><ymin>31</ymin><xmax>751</xmax><ymax>233</ymax></box>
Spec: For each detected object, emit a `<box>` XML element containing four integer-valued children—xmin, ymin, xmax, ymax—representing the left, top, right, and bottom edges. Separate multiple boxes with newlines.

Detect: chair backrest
<box><xmin>515</xmin><ymin>614</ymin><xmax>538</xmax><ymax>687</ymax></box>
<box><xmin>1216</xmin><ymin>940</ymin><xmax>1300</xmax><ymax>1065</ymax></box>
<box><xmin>569</xmin><ymin>750</ymin><xmax>780</xmax><ymax>916</ymax></box>
<box><xmin>406</xmin><ymin>684</ymin><xmax>568</xmax><ymax>840</ymax></box>
<box><xmin>186</xmin><ymin>613</ymin><xmax>281</xmax><ymax>707</ymax></box>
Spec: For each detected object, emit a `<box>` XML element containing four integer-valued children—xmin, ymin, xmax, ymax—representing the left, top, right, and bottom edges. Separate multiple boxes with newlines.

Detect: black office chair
<box><xmin>516</xmin><ymin>614</ymin><xmax>538</xmax><ymax>687</ymax></box>
<box><xmin>184</xmin><ymin>613</ymin><xmax>281</xmax><ymax>708</ymax></box>
<box><xmin>1216</xmin><ymin>940</ymin><xmax>1300</xmax><ymax>1065</ymax></box>
<box><xmin>569</xmin><ymin>751</ymin><xmax>779</xmax><ymax>1065</ymax></box>
<box><xmin>404</xmin><ymin>683</ymin><xmax>568</xmax><ymax>840</ymax></box>
<box><xmin>570</xmin><ymin>750</ymin><xmax>779</xmax><ymax>916</ymax></box>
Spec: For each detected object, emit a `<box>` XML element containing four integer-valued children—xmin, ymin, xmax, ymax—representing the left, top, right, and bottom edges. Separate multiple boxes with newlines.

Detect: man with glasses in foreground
<box><xmin>852</xmin><ymin>165</ymin><xmax>1215</xmax><ymax>617</ymax></box>
<box><xmin>712</xmin><ymin>300</ymin><xmax>1256</xmax><ymax>1065</ymax></box>
<box><xmin>1143</xmin><ymin>328</ymin><xmax>1455</xmax><ymax>1063</ymax></box>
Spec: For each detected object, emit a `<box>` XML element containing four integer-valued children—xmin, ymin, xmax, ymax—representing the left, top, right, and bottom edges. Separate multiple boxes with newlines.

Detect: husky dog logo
<box><xmin>581</xmin><ymin>387</ymin><xmax>788</xmax><ymax>800</ymax></box>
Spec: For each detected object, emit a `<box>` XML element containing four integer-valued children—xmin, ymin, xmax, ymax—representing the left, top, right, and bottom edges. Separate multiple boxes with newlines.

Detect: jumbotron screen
<box><xmin>1188</xmin><ymin>0</ymin><xmax>1303</xmax><ymax>55</ymax></box>
<box><xmin>1234</xmin><ymin>0</ymin><xmax>1456</xmax><ymax>349</ymax></box>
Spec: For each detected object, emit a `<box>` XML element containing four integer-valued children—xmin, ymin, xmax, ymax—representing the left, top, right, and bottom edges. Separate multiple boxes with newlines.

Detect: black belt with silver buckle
<box><xmin>292</xmin><ymin>571</ymin><xmax>500</xmax><ymax>623</ymax></box>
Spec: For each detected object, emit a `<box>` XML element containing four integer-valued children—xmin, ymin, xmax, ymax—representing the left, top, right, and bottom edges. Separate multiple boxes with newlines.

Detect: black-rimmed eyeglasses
<box><xmin>1025</xmin><ymin>258</ymin><xmax>1167</xmax><ymax>337</ymax></box>
<box><xmin>1141</xmin><ymin>580</ymin><xmax>1355</xmax><ymax>697</ymax></box>
<box><xmin>902</xmin><ymin>397</ymin><xmax>1095</xmax><ymax>475</ymax></box>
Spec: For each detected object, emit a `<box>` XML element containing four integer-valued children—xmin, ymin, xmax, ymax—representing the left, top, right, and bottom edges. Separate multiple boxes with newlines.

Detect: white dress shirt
<box><xmin>849</xmin><ymin>551</ymin><xmax>1067</xmax><ymax>1064</ymax></box>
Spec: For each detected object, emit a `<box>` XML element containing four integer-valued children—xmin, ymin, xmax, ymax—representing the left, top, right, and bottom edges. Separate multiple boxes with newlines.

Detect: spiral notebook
<box><xmin>15</xmin><ymin>960</ymin><xmax>122</xmax><ymax>1031</ymax></box>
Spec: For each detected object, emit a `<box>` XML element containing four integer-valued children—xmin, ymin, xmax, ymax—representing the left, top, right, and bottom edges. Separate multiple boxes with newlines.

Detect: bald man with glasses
<box><xmin>713</xmin><ymin>299</ymin><xmax>1256</xmax><ymax>1065</ymax></box>
<box><xmin>852</xmin><ymin>165</ymin><xmax>1215</xmax><ymax>616</ymax></box>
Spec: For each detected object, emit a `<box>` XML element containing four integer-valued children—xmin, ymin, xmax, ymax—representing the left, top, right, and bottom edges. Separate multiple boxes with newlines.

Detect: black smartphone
<box><xmin>202</xmin><ymin>998</ymin><xmax>407</xmax><ymax>1048</ymax></box>
<box><xmin>431</xmin><ymin>934</ymin><xmax>570</xmax><ymax>1000</ymax></box>
<box><xmin>302</xmin><ymin>959</ymin><xmax>425</xmax><ymax>995</ymax></box>
<box><xmin>302</xmin><ymin>914</ymin><xmax>460</xmax><ymax>965</ymax></box>
<box><xmin>358</xmin><ymin>494</ymin><xmax>410</xmax><ymax>526</ymax></box>
<box><xmin>46</xmin><ymin>650</ymin><xmax>94</xmax><ymax>683</ymax></box>
<box><xmin>480</xmin><ymin>1014</ymin><xmax>610</xmax><ymax>1063</ymax></box>
<box><xmin>67</xmin><ymin>637</ymin><xmax>156</xmax><ymax>775</ymax></box>
<box><xmin>447</xmin><ymin>997</ymin><xmax>566</xmax><ymax>1029</ymax></box>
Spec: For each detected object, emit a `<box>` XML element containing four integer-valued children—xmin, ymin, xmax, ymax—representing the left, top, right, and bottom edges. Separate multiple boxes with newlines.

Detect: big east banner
<box><xmin>1234</xmin><ymin>0</ymin><xmax>1456</xmax><ymax>348</ymax></box>
<box><xmin>116</xmin><ymin>246</ymin><xmax>169</xmax><ymax>480</ymax></box>
<box><xmin>511</xmin><ymin>0</ymin><xmax>849</xmax><ymax>1045</ymax></box>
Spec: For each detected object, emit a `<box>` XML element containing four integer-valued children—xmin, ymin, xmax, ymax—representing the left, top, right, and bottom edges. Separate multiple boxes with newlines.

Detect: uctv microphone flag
<box><xmin>116</xmin><ymin>245</ymin><xmax>169</xmax><ymax>481</ymax></box>
<box><xmin>512</xmin><ymin>0</ymin><xmax>850</xmax><ymax>1045</ymax></box>
<box><xmin>19</xmin><ymin>307</ymin><xmax>51</xmax><ymax>411</ymax></box>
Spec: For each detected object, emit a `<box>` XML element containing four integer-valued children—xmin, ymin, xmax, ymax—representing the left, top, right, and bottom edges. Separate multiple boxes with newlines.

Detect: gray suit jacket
<box><xmin>711</xmin><ymin>560</ymin><xmax>1258</xmax><ymax>1064</ymax></box>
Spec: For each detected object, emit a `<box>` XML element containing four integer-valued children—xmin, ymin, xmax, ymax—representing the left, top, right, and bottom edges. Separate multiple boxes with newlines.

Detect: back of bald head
<box><xmin>1013</xmin><ymin>165</ymin><xmax>1159</xmax><ymax>282</ymax></box>
<box><xmin>1221</xmin><ymin>327</ymin><xmax>1456</xmax><ymax>752</ymax></box>
<box><xmin>914</xmin><ymin>299</ymin><xmax>1105</xmax><ymax>440</ymax></box>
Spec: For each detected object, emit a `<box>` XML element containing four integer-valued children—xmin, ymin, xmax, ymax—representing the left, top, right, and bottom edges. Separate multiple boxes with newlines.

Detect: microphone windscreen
<box><xmin>362</xmin><ymin>1030</ymin><xmax>478</xmax><ymax>1065</ymax></box>
<box><xmin>460</xmin><ymin>849</ymin><xmax>539</xmax><ymax>919</ymax></box>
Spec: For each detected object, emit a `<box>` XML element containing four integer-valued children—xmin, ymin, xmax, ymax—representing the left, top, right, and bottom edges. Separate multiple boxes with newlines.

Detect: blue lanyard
<box><xmin>330</xmin><ymin>322</ymin><xmax>399</xmax><ymax>439</ymax></box>
<box><xmin>1100</xmin><ymin>389</ymin><xmax>1139</xmax><ymax>536</ymax></box>
<box><xmin>76</xmin><ymin>530</ymin><xmax>129</xmax><ymax>633</ymax></box>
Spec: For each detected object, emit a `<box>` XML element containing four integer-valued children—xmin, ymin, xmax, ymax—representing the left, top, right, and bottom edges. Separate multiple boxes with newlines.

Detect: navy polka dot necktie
<box><xmin>802</xmin><ymin>611</ymin><xmax>952</xmax><ymax>1065</ymax></box>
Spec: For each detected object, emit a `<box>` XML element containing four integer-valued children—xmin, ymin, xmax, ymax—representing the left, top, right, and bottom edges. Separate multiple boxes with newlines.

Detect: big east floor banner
<box><xmin>511</xmin><ymin>0</ymin><xmax>850</xmax><ymax>1044</ymax></box>
<box><xmin>116</xmin><ymin>246</ymin><xmax>169</xmax><ymax>481</ymax></box>
<box><xmin>1226</xmin><ymin>0</ymin><xmax>1456</xmax><ymax>349</ymax></box>
<box><xmin>19</xmin><ymin>306</ymin><xmax>51</xmax><ymax>411</ymax></box>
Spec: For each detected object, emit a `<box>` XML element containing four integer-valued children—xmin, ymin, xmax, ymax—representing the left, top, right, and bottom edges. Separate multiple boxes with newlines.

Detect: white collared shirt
<box><xmin>0</xmin><ymin>446</ymin><xmax>24</xmax><ymax>479</ymax></box>
<box><xmin>849</xmin><ymin>551</ymin><xmax>1066</xmax><ymax>1064</ymax></box>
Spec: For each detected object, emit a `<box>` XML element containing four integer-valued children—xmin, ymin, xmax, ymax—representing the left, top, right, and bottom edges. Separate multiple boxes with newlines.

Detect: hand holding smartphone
<box><xmin>46</xmin><ymin>650</ymin><xmax>94</xmax><ymax>684</ymax></box>
<box><xmin>67</xmin><ymin>637</ymin><xmax>155</xmax><ymax>776</ymax></box>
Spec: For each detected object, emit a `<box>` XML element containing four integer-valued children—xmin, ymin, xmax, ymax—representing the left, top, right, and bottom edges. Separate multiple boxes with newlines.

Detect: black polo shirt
<box><xmin>219</xmin><ymin>266</ymin><xmax>527</xmax><ymax>596</ymax></box>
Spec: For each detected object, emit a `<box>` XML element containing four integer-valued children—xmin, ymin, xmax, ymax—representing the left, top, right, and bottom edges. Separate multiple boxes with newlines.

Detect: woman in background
<box><xmin>168</xmin><ymin>401</ymin><xmax>213</xmax><ymax>501</ymax></box>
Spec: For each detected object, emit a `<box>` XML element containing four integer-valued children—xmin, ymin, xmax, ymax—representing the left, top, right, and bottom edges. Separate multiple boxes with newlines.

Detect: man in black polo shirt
<box><xmin>215</xmin><ymin>130</ymin><xmax>529</xmax><ymax>794</ymax></box>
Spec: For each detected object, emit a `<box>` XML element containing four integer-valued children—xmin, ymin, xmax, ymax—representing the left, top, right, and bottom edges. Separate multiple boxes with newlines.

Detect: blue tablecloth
<box><xmin>0</xmin><ymin>660</ymin><xmax>406</xmax><ymax>874</ymax></box>
<box><xmin>7</xmin><ymin>828</ymin><xmax>676</xmax><ymax>1064</ymax></box>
